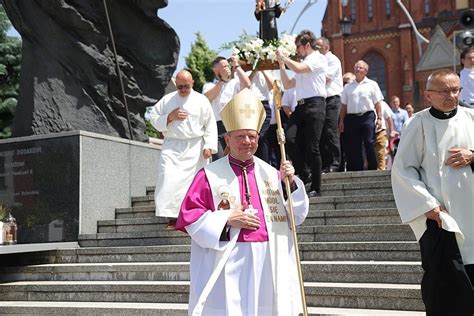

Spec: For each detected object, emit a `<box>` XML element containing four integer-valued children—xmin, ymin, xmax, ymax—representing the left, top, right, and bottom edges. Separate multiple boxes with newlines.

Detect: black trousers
<box><xmin>342</xmin><ymin>111</ymin><xmax>377</xmax><ymax>171</ymax></box>
<box><xmin>255</xmin><ymin>102</ymin><xmax>272</xmax><ymax>163</ymax></box>
<box><xmin>420</xmin><ymin>219</ymin><xmax>474</xmax><ymax>316</ymax></box>
<box><xmin>286</xmin><ymin>97</ymin><xmax>326</xmax><ymax>192</ymax></box>
<box><xmin>321</xmin><ymin>95</ymin><xmax>341</xmax><ymax>170</ymax></box>
<box><xmin>212</xmin><ymin>121</ymin><xmax>227</xmax><ymax>161</ymax></box>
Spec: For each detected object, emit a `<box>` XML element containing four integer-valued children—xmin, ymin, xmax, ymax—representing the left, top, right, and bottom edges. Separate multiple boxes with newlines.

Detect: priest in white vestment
<box><xmin>391</xmin><ymin>69</ymin><xmax>474</xmax><ymax>315</ymax></box>
<box><xmin>176</xmin><ymin>88</ymin><xmax>309</xmax><ymax>315</ymax></box>
<box><xmin>149</xmin><ymin>70</ymin><xmax>217</xmax><ymax>229</ymax></box>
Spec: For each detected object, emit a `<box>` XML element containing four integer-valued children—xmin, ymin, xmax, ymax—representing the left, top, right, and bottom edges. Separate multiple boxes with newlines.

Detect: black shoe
<box><xmin>300</xmin><ymin>173</ymin><xmax>312</xmax><ymax>184</ymax></box>
<box><xmin>329</xmin><ymin>166</ymin><xmax>340</xmax><ymax>173</ymax></box>
<box><xmin>307</xmin><ymin>190</ymin><xmax>321</xmax><ymax>198</ymax></box>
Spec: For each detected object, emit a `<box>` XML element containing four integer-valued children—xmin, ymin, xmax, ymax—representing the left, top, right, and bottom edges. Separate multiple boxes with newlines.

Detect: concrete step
<box><xmin>319</xmin><ymin>181</ymin><xmax>393</xmax><ymax>196</ymax></box>
<box><xmin>300</xmin><ymin>241</ymin><xmax>421</xmax><ymax>261</ymax></box>
<box><xmin>309</xmin><ymin>194</ymin><xmax>396</xmax><ymax>210</ymax></box>
<box><xmin>146</xmin><ymin>179</ymin><xmax>393</xmax><ymax>197</ymax></box>
<box><xmin>131</xmin><ymin>193</ymin><xmax>396</xmax><ymax>210</ymax></box>
<box><xmin>115</xmin><ymin>205</ymin><xmax>155</xmax><ymax>219</ymax></box>
<box><xmin>305</xmin><ymin>208</ymin><xmax>401</xmax><ymax>226</ymax></box>
<box><xmin>98</xmin><ymin>208</ymin><xmax>403</xmax><ymax>234</ymax></box>
<box><xmin>0</xmin><ymin>301</ymin><xmax>424</xmax><ymax>316</ymax></box>
<box><xmin>0</xmin><ymin>280</ymin><xmax>422</xmax><ymax>311</ymax></box>
<box><xmin>0</xmin><ymin>261</ymin><xmax>423</xmax><ymax>284</ymax></box>
<box><xmin>2</xmin><ymin>240</ymin><xmax>420</xmax><ymax>266</ymax></box>
<box><xmin>0</xmin><ymin>262</ymin><xmax>190</xmax><ymax>282</ymax></box>
<box><xmin>0</xmin><ymin>302</ymin><xmax>187</xmax><ymax>316</ymax></box>
<box><xmin>305</xmin><ymin>282</ymin><xmax>423</xmax><ymax>311</ymax></box>
<box><xmin>79</xmin><ymin>223</ymin><xmax>414</xmax><ymax>247</ymax></box>
<box><xmin>78</xmin><ymin>230</ymin><xmax>190</xmax><ymax>247</ymax></box>
<box><xmin>320</xmin><ymin>170</ymin><xmax>391</xmax><ymax>185</ymax></box>
<box><xmin>297</xmin><ymin>224</ymin><xmax>415</xmax><ymax>242</ymax></box>
<box><xmin>145</xmin><ymin>171</ymin><xmax>392</xmax><ymax>195</ymax></box>
<box><xmin>85</xmin><ymin>224</ymin><xmax>414</xmax><ymax>247</ymax></box>
<box><xmin>51</xmin><ymin>245</ymin><xmax>191</xmax><ymax>264</ymax></box>
<box><xmin>97</xmin><ymin>217</ymin><xmax>169</xmax><ymax>233</ymax></box>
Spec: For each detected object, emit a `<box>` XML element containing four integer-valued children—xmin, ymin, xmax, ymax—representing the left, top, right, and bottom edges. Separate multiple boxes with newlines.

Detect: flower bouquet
<box><xmin>222</xmin><ymin>33</ymin><xmax>297</xmax><ymax>71</ymax></box>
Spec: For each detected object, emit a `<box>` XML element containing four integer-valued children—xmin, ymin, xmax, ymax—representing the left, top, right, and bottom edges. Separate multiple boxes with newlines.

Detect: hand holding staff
<box><xmin>273</xmin><ymin>80</ymin><xmax>308</xmax><ymax>316</ymax></box>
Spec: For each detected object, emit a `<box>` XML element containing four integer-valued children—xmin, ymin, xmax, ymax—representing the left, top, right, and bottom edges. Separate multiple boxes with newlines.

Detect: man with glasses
<box><xmin>149</xmin><ymin>70</ymin><xmax>218</xmax><ymax>229</ymax></box>
<box><xmin>392</xmin><ymin>69</ymin><xmax>474</xmax><ymax>315</ymax></box>
<box><xmin>203</xmin><ymin>56</ymin><xmax>251</xmax><ymax>159</ymax></box>
<box><xmin>276</xmin><ymin>29</ymin><xmax>328</xmax><ymax>197</ymax></box>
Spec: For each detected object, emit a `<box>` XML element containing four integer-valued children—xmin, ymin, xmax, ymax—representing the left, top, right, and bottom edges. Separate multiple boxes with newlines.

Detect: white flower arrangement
<box><xmin>223</xmin><ymin>33</ymin><xmax>297</xmax><ymax>70</ymax></box>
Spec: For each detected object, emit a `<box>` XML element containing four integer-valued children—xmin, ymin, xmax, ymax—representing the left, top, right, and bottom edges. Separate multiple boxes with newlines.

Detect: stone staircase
<box><xmin>0</xmin><ymin>170</ymin><xmax>425</xmax><ymax>315</ymax></box>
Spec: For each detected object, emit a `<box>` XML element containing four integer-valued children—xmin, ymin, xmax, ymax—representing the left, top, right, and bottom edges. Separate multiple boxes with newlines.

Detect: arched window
<box><xmin>368</xmin><ymin>0</ymin><xmax>374</xmax><ymax>20</ymax></box>
<box><xmin>351</xmin><ymin>0</ymin><xmax>356</xmax><ymax>21</ymax></box>
<box><xmin>363</xmin><ymin>51</ymin><xmax>387</xmax><ymax>98</ymax></box>
<box><xmin>424</xmin><ymin>0</ymin><xmax>430</xmax><ymax>16</ymax></box>
<box><xmin>385</xmin><ymin>0</ymin><xmax>391</xmax><ymax>17</ymax></box>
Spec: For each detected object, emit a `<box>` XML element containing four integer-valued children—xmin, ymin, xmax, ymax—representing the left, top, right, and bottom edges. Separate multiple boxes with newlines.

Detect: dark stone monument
<box><xmin>0</xmin><ymin>135</ymin><xmax>80</xmax><ymax>244</ymax></box>
<box><xmin>2</xmin><ymin>0</ymin><xmax>179</xmax><ymax>141</ymax></box>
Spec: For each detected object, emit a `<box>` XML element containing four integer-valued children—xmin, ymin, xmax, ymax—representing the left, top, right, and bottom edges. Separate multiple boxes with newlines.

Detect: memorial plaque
<box><xmin>0</xmin><ymin>136</ymin><xmax>79</xmax><ymax>243</ymax></box>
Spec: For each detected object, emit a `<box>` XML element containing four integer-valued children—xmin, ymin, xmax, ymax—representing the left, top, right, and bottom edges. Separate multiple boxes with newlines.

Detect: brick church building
<box><xmin>322</xmin><ymin>0</ymin><xmax>473</xmax><ymax>110</ymax></box>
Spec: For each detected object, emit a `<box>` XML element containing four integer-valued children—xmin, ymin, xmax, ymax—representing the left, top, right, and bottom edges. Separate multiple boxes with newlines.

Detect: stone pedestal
<box><xmin>0</xmin><ymin>131</ymin><xmax>160</xmax><ymax>244</ymax></box>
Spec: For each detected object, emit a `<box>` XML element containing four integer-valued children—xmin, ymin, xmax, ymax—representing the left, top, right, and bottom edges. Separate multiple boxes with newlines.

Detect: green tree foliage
<box><xmin>185</xmin><ymin>32</ymin><xmax>217</xmax><ymax>93</ymax></box>
<box><xmin>0</xmin><ymin>4</ymin><xmax>21</xmax><ymax>139</ymax></box>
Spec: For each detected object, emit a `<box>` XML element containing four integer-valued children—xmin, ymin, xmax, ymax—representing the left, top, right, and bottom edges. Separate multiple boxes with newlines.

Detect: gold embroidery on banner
<box><xmin>262</xmin><ymin>178</ymin><xmax>287</xmax><ymax>223</ymax></box>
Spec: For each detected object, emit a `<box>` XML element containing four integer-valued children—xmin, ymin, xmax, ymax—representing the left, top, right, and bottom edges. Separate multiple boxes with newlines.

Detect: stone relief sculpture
<box><xmin>3</xmin><ymin>0</ymin><xmax>179</xmax><ymax>141</ymax></box>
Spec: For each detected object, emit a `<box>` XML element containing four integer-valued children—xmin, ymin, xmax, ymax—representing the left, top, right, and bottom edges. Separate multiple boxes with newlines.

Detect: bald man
<box><xmin>149</xmin><ymin>70</ymin><xmax>218</xmax><ymax>229</ymax></box>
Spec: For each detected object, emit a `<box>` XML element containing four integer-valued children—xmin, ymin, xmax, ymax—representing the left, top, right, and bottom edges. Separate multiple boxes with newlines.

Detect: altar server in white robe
<box><xmin>149</xmin><ymin>70</ymin><xmax>217</xmax><ymax>229</ymax></box>
<box><xmin>391</xmin><ymin>69</ymin><xmax>474</xmax><ymax>315</ymax></box>
<box><xmin>176</xmin><ymin>88</ymin><xmax>309</xmax><ymax>315</ymax></box>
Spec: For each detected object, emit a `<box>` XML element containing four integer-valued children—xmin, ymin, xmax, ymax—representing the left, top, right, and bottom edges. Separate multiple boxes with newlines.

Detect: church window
<box><xmin>364</xmin><ymin>51</ymin><xmax>387</xmax><ymax>98</ymax></box>
<box><xmin>385</xmin><ymin>0</ymin><xmax>391</xmax><ymax>17</ymax></box>
<box><xmin>368</xmin><ymin>0</ymin><xmax>374</xmax><ymax>20</ymax></box>
<box><xmin>351</xmin><ymin>0</ymin><xmax>356</xmax><ymax>21</ymax></box>
<box><xmin>424</xmin><ymin>0</ymin><xmax>430</xmax><ymax>16</ymax></box>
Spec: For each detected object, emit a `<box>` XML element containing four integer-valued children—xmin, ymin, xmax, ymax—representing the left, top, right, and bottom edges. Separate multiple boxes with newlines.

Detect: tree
<box><xmin>185</xmin><ymin>32</ymin><xmax>217</xmax><ymax>93</ymax></box>
<box><xmin>0</xmin><ymin>4</ymin><xmax>21</xmax><ymax>139</ymax></box>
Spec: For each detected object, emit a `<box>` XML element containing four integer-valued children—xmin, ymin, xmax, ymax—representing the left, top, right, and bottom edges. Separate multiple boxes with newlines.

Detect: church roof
<box><xmin>416</xmin><ymin>25</ymin><xmax>459</xmax><ymax>72</ymax></box>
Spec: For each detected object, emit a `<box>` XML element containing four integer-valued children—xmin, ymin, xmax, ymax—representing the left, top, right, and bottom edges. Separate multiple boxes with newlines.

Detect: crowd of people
<box><xmin>146</xmin><ymin>12</ymin><xmax>474</xmax><ymax>314</ymax></box>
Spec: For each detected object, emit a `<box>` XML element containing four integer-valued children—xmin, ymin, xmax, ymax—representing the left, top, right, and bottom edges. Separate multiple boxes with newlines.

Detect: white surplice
<box><xmin>150</xmin><ymin>90</ymin><xmax>217</xmax><ymax>218</ymax></box>
<box><xmin>391</xmin><ymin>107</ymin><xmax>474</xmax><ymax>264</ymax></box>
<box><xmin>185</xmin><ymin>157</ymin><xmax>309</xmax><ymax>316</ymax></box>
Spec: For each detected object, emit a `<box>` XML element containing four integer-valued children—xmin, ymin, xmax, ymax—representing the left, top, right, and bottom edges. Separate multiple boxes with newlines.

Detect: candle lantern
<box><xmin>3</xmin><ymin>213</ymin><xmax>17</xmax><ymax>245</ymax></box>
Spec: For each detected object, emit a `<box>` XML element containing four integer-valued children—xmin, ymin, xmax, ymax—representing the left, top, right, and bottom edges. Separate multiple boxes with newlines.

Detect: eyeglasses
<box><xmin>428</xmin><ymin>87</ymin><xmax>463</xmax><ymax>96</ymax></box>
<box><xmin>176</xmin><ymin>85</ymin><xmax>191</xmax><ymax>91</ymax></box>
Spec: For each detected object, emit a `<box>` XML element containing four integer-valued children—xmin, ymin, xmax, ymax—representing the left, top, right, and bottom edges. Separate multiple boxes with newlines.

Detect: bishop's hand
<box><xmin>227</xmin><ymin>208</ymin><xmax>260</xmax><ymax>230</ymax></box>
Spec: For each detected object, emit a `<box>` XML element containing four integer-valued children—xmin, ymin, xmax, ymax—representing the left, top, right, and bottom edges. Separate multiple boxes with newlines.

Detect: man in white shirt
<box><xmin>149</xmin><ymin>70</ymin><xmax>218</xmax><ymax>229</ymax></box>
<box><xmin>339</xmin><ymin>60</ymin><xmax>383</xmax><ymax>171</ymax></box>
<box><xmin>276</xmin><ymin>30</ymin><xmax>328</xmax><ymax>197</ymax></box>
<box><xmin>203</xmin><ymin>56</ymin><xmax>251</xmax><ymax>159</ymax></box>
<box><xmin>459</xmin><ymin>47</ymin><xmax>474</xmax><ymax>108</ymax></box>
<box><xmin>315</xmin><ymin>37</ymin><xmax>343</xmax><ymax>173</ymax></box>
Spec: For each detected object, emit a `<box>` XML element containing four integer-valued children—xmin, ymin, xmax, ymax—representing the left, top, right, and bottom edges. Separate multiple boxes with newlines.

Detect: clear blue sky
<box><xmin>159</xmin><ymin>0</ymin><xmax>328</xmax><ymax>71</ymax></box>
<box><xmin>7</xmin><ymin>0</ymin><xmax>328</xmax><ymax>72</ymax></box>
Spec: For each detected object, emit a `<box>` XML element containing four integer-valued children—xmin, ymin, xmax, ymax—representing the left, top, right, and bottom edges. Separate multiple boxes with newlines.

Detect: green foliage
<box><xmin>0</xmin><ymin>4</ymin><xmax>21</xmax><ymax>139</ymax></box>
<box><xmin>185</xmin><ymin>32</ymin><xmax>217</xmax><ymax>93</ymax></box>
<box><xmin>145</xmin><ymin>120</ymin><xmax>161</xmax><ymax>139</ymax></box>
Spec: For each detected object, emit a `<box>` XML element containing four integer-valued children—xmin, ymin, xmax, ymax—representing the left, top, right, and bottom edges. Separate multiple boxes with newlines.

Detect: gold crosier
<box><xmin>273</xmin><ymin>80</ymin><xmax>308</xmax><ymax>316</ymax></box>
